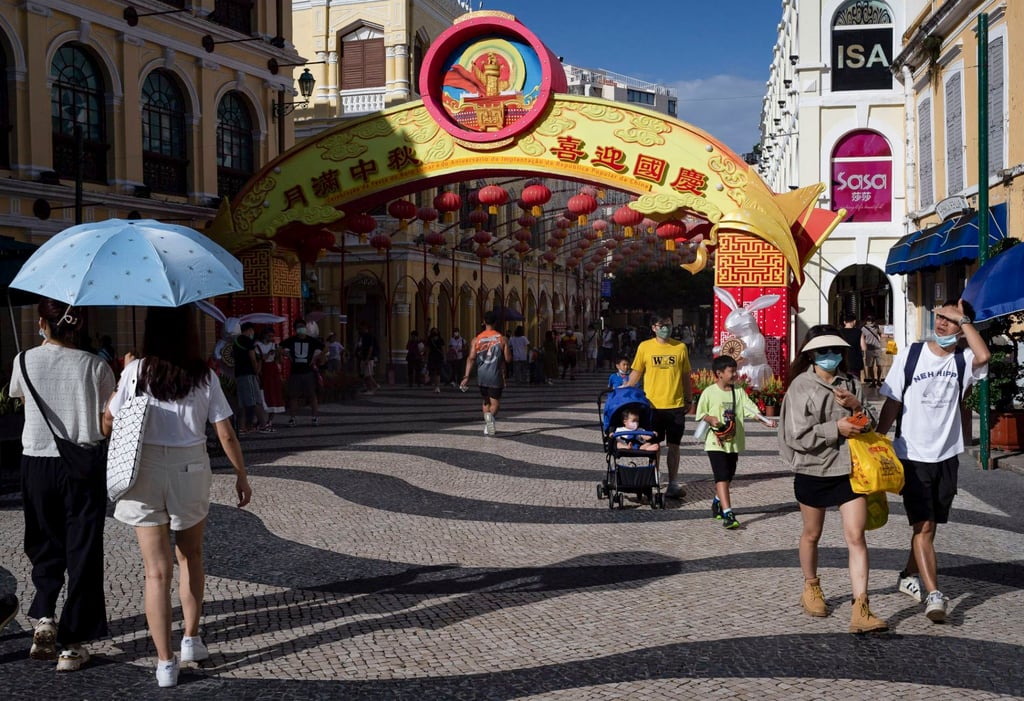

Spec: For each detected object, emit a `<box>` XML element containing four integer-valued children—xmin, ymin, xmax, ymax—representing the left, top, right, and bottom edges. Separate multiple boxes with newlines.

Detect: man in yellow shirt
<box><xmin>622</xmin><ymin>313</ymin><xmax>693</xmax><ymax>498</ymax></box>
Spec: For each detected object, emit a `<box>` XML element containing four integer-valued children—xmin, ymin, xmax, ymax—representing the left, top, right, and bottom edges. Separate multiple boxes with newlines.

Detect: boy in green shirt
<box><xmin>694</xmin><ymin>355</ymin><xmax>778</xmax><ymax>529</ymax></box>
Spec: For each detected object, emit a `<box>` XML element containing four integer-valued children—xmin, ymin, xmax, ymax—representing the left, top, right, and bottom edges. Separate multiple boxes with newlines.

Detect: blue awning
<box><xmin>885</xmin><ymin>202</ymin><xmax>1008</xmax><ymax>275</ymax></box>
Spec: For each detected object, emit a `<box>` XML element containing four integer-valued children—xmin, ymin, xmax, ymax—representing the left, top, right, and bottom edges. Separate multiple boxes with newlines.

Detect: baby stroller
<box><xmin>597</xmin><ymin>387</ymin><xmax>664</xmax><ymax>509</ymax></box>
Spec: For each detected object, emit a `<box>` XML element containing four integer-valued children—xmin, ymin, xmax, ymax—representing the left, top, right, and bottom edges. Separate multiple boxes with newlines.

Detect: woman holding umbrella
<box><xmin>104</xmin><ymin>306</ymin><xmax>252</xmax><ymax>688</ymax></box>
<box><xmin>9</xmin><ymin>298</ymin><xmax>116</xmax><ymax>672</ymax></box>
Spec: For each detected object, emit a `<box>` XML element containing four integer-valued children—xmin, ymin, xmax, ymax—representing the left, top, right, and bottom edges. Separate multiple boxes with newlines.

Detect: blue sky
<box><xmin>490</xmin><ymin>0</ymin><xmax>783</xmax><ymax>154</ymax></box>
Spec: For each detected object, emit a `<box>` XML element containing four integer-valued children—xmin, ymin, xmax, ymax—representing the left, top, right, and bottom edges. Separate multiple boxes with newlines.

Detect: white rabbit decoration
<box><xmin>713</xmin><ymin>287</ymin><xmax>781</xmax><ymax>389</ymax></box>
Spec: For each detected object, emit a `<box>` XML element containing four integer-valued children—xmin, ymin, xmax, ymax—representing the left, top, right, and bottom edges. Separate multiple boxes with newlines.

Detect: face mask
<box><xmin>296</xmin><ymin>327</ymin><xmax>307</xmax><ymax>336</ymax></box>
<box><xmin>813</xmin><ymin>351</ymin><xmax>842</xmax><ymax>372</ymax></box>
<box><xmin>625</xmin><ymin>419</ymin><xmax>639</xmax><ymax>430</ymax></box>
<box><xmin>656</xmin><ymin>326</ymin><xmax>671</xmax><ymax>340</ymax></box>
<box><xmin>935</xmin><ymin>333</ymin><xmax>959</xmax><ymax>348</ymax></box>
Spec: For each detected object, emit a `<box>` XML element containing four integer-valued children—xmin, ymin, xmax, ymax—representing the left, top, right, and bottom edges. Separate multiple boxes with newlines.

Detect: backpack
<box><xmin>895</xmin><ymin>342</ymin><xmax>966</xmax><ymax>439</ymax></box>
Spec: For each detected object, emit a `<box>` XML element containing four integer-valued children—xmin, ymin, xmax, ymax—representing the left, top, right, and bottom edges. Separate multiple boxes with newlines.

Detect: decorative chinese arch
<box><xmin>208</xmin><ymin>11</ymin><xmax>844</xmax><ymax>380</ymax></box>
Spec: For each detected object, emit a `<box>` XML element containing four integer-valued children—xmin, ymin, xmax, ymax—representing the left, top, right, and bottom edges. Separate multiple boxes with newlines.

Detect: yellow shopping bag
<box><xmin>885</xmin><ymin>339</ymin><xmax>898</xmax><ymax>355</ymax></box>
<box><xmin>848</xmin><ymin>432</ymin><xmax>905</xmax><ymax>495</ymax></box>
<box><xmin>864</xmin><ymin>491</ymin><xmax>889</xmax><ymax>530</ymax></box>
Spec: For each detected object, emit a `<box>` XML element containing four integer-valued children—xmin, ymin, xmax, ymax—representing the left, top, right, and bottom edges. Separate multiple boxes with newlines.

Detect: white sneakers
<box><xmin>30</xmin><ymin>617</ymin><xmax>57</xmax><ymax>660</ymax></box>
<box><xmin>897</xmin><ymin>572</ymin><xmax>923</xmax><ymax>602</ymax></box>
<box><xmin>483</xmin><ymin>412</ymin><xmax>496</xmax><ymax>435</ymax></box>
<box><xmin>925</xmin><ymin>590</ymin><xmax>948</xmax><ymax>623</ymax></box>
<box><xmin>156</xmin><ymin>656</ymin><xmax>180</xmax><ymax>688</ymax></box>
<box><xmin>181</xmin><ymin>635</ymin><xmax>210</xmax><ymax>663</ymax></box>
<box><xmin>56</xmin><ymin>644</ymin><xmax>89</xmax><ymax>672</ymax></box>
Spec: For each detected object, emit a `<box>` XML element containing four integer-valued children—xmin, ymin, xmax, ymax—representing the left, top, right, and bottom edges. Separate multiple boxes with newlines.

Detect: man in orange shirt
<box><xmin>460</xmin><ymin>311</ymin><xmax>512</xmax><ymax>435</ymax></box>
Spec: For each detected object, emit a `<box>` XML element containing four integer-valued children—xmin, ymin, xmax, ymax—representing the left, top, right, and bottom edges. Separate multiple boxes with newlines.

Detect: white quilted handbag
<box><xmin>107</xmin><ymin>362</ymin><xmax>150</xmax><ymax>501</ymax></box>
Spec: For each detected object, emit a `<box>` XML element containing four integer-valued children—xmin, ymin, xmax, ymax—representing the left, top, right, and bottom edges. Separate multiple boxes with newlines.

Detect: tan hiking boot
<box><xmin>800</xmin><ymin>577</ymin><xmax>828</xmax><ymax>617</ymax></box>
<box><xmin>849</xmin><ymin>594</ymin><xmax>888</xmax><ymax>633</ymax></box>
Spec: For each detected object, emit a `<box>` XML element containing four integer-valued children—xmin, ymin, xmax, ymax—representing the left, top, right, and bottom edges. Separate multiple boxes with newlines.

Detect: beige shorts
<box><xmin>114</xmin><ymin>443</ymin><xmax>212</xmax><ymax>531</ymax></box>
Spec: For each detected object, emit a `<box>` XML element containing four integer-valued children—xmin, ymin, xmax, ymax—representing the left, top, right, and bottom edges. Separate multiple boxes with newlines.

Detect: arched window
<box><xmin>216</xmin><ymin>92</ymin><xmax>254</xmax><ymax>200</ymax></box>
<box><xmin>831</xmin><ymin>129</ymin><xmax>892</xmax><ymax>223</ymax></box>
<box><xmin>142</xmin><ymin>70</ymin><xmax>188</xmax><ymax>195</ymax></box>
<box><xmin>831</xmin><ymin>0</ymin><xmax>893</xmax><ymax>92</ymax></box>
<box><xmin>50</xmin><ymin>44</ymin><xmax>108</xmax><ymax>181</ymax></box>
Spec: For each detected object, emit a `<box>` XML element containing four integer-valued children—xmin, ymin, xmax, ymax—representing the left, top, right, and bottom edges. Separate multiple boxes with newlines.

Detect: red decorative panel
<box><xmin>714</xmin><ymin>234</ymin><xmax>787</xmax><ymax>287</ymax></box>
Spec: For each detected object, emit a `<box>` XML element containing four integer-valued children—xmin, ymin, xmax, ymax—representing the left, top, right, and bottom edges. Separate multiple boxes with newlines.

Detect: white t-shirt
<box><xmin>110</xmin><ymin>359</ymin><xmax>233</xmax><ymax>448</ymax></box>
<box><xmin>509</xmin><ymin>335</ymin><xmax>529</xmax><ymax>362</ymax></box>
<box><xmin>10</xmin><ymin>345</ymin><xmax>116</xmax><ymax>457</ymax></box>
<box><xmin>880</xmin><ymin>344</ymin><xmax>987</xmax><ymax>462</ymax></box>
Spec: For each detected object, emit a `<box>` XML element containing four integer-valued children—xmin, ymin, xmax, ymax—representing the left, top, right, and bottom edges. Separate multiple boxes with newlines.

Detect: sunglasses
<box><xmin>813</xmin><ymin>347</ymin><xmax>845</xmax><ymax>355</ymax></box>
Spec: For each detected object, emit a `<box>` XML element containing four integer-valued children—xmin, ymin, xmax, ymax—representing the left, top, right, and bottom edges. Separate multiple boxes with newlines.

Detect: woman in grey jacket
<box><xmin>778</xmin><ymin>325</ymin><xmax>887</xmax><ymax>634</ymax></box>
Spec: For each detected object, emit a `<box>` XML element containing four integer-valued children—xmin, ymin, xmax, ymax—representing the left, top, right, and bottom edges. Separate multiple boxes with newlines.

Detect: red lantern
<box><xmin>433</xmin><ymin>191</ymin><xmax>462</xmax><ymax>223</ymax></box>
<box><xmin>584</xmin><ymin>262</ymin><xmax>597</xmax><ymax>273</ymax></box>
<box><xmin>551</xmin><ymin>227</ymin><xmax>568</xmax><ymax>240</ymax></box>
<box><xmin>656</xmin><ymin>219</ymin><xmax>687</xmax><ymax>251</ymax></box>
<box><xmin>478</xmin><ymin>185</ymin><xmax>508</xmax><ymax>215</ymax></box>
<box><xmin>546</xmin><ymin>237</ymin><xmax>562</xmax><ymax>249</ymax></box>
<box><xmin>554</xmin><ymin>216</ymin><xmax>573</xmax><ymax>230</ymax></box>
<box><xmin>387</xmin><ymin>199</ymin><xmax>417</xmax><ymax>229</ymax></box>
<box><xmin>604</xmin><ymin>238</ymin><xmax>618</xmax><ymax>250</ymax></box>
<box><xmin>542</xmin><ymin>250</ymin><xmax>558</xmax><ymax>264</ymax></box>
<box><xmin>580</xmin><ymin>185</ymin><xmax>598</xmax><ymax>198</ymax></box>
<box><xmin>473</xmin><ymin>230</ymin><xmax>492</xmax><ymax>245</ymax></box>
<box><xmin>517</xmin><ymin>214</ymin><xmax>536</xmax><ymax>228</ymax></box>
<box><xmin>345</xmin><ymin>212</ymin><xmax>376</xmax><ymax>242</ymax></box>
<box><xmin>583</xmin><ymin>228</ymin><xmax>600</xmax><ymax>242</ymax></box>
<box><xmin>424</xmin><ymin>230</ymin><xmax>447</xmax><ymax>252</ymax></box>
<box><xmin>468</xmin><ymin>208</ymin><xmax>489</xmax><ymax>230</ymax></box>
<box><xmin>520</xmin><ymin>183</ymin><xmax>552</xmax><ymax>216</ymax></box>
<box><xmin>576</xmin><ymin>238</ymin><xmax>592</xmax><ymax>250</ymax></box>
<box><xmin>567</xmin><ymin>256</ymin><xmax>581</xmax><ymax>268</ymax></box>
<box><xmin>416</xmin><ymin>207</ymin><xmax>438</xmax><ymax>233</ymax></box>
<box><xmin>513</xmin><ymin>240</ymin><xmax>531</xmax><ymax>256</ymax></box>
<box><xmin>612</xmin><ymin>205</ymin><xmax>644</xmax><ymax>238</ymax></box>
<box><xmin>514</xmin><ymin>228</ymin><xmax>533</xmax><ymax>242</ymax></box>
<box><xmin>475</xmin><ymin>244</ymin><xmax>494</xmax><ymax>259</ymax></box>
<box><xmin>567</xmin><ymin>193</ymin><xmax>598</xmax><ymax>226</ymax></box>
<box><xmin>369</xmin><ymin>233</ymin><xmax>392</xmax><ymax>253</ymax></box>
<box><xmin>592</xmin><ymin>219</ymin><xmax>609</xmax><ymax>233</ymax></box>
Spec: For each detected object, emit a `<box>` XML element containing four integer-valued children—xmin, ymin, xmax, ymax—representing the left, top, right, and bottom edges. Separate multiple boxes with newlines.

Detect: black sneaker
<box><xmin>722</xmin><ymin>511</ymin><xmax>740</xmax><ymax>529</ymax></box>
<box><xmin>711</xmin><ymin>498</ymin><xmax>723</xmax><ymax>520</ymax></box>
<box><xmin>0</xmin><ymin>593</ymin><xmax>17</xmax><ymax>632</ymax></box>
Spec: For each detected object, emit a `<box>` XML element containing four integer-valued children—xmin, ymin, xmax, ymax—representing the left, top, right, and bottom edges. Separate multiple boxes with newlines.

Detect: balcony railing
<box><xmin>341</xmin><ymin>88</ymin><xmax>385</xmax><ymax>116</ymax></box>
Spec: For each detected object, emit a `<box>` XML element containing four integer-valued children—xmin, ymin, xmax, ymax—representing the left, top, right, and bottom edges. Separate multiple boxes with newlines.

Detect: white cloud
<box><xmin>668</xmin><ymin>74</ymin><xmax>765</xmax><ymax>157</ymax></box>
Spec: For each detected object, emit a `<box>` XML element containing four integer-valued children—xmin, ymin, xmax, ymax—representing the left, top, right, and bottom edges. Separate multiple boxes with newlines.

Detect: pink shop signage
<box><xmin>831</xmin><ymin>131</ymin><xmax>892</xmax><ymax>223</ymax></box>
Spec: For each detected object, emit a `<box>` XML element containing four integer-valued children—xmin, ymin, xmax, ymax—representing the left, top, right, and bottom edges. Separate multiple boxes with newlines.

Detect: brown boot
<box><xmin>800</xmin><ymin>577</ymin><xmax>828</xmax><ymax>617</ymax></box>
<box><xmin>849</xmin><ymin>594</ymin><xmax>888</xmax><ymax>633</ymax></box>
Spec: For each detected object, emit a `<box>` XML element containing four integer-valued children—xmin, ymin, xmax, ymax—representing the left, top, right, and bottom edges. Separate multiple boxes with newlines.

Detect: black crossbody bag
<box><xmin>19</xmin><ymin>352</ymin><xmax>107</xmax><ymax>480</ymax></box>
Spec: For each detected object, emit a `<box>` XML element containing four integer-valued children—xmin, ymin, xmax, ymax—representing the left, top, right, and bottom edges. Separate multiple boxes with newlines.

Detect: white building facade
<box><xmin>760</xmin><ymin>0</ymin><xmax>926</xmax><ymax>348</ymax></box>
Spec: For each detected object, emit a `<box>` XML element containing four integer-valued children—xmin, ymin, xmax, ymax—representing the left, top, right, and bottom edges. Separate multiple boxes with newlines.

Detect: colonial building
<box><xmin>0</xmin><ymin>0</ymin><xmax>306</xmax><ymax>363</ymax></box>
<box><xmin>760</xmin><ymin>0</ymin><xmax>919</xmax><ymax>348</ymax></box>
<box><xmin>887</xmin><ymin>0</ymin><xmax>1021</xmax><ymax>339</ymax></box>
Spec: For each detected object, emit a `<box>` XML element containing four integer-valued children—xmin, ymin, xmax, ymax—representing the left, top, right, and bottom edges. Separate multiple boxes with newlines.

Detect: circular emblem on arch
<box><xmin>419</xmin><ymin>12</ymin><xmax>567</xmax><ymax>145</ymax></box>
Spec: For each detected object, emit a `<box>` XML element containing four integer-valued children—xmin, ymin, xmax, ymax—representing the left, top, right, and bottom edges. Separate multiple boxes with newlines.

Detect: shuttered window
<box><xmin>988</xmin><ymin>37</ymin><xmax>1005</xmax><ymax>176</ymax></box>
<box><xmin>341</xmin><ymin>37</ymin><xmax>385</xmax><ymax>91</ymax></box>
<box><xmin>944</xmin><ymin>72</ymin><xmax>963</xmax><ymax>194</ymax></box>
<box><xmin>918</xmin><ymin>98</ymin><xmax>933</xmax><ymax>208</ymax></box>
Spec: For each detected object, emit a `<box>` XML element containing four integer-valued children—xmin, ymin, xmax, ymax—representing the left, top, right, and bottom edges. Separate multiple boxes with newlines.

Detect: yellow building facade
<box><xmin>889</xmin><ymin>1</ymin><xmax>1024</xmax><ymax>336</ymax></box>
<box><xmin>0</xmin><ymin>0</ymin><xmax>307</xmax><ymax>364</ymax></box>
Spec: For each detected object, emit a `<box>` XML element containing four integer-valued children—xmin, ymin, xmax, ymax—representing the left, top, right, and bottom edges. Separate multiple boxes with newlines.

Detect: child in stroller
<box><xmin>597</xmin><ymin>386</ymin><xmax>665</xmax><ymax>509</ymax></box>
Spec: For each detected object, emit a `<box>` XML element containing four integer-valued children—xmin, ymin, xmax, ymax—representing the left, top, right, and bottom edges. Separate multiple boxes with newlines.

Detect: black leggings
<box><xmin>21</xmin><ymin>455</ymin><xmax>108</xmax><ymax>645</ymax></box>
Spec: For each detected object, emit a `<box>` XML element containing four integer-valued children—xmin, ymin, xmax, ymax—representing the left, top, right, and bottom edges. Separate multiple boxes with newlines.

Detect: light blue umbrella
<box><xmin>10</xmin><ymin>218</ymin><xmax>244</xmax><ymax>307</ymax></box>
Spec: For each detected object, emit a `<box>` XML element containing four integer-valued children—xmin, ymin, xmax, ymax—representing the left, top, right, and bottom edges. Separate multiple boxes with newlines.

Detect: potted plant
<box><xmin>964</xmin><ymin>303</ymin><xmax>1024</xmax><ymax>451</ymax></box>
<box><xmin>689</xmin><ymin>368</ymin><xmax>716</xmax><ymax>414</ymax></box>
<box><xmin>757</xmin><ymin>374</ymin><xmax>785</xmax><ymax>416</ymax></box>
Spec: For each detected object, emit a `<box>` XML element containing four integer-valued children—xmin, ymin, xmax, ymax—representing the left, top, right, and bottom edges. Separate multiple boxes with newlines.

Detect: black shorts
<box><xmin>479</xmin><ymin>385</ymin><xmax>503</xmax><ymax>401</ymax></box>
<box><xmin>794</xmin><ymin>473</ymin><xmax>862</xmax><ymax>508</ymax></box>
<box><xmin>901</xmin><ymin>456</ymin><xmax>959</xmax><ymax>524</ymax></box>
<box><xmin>708</xmin><ymin>451</ymin><xmax>739</xmax><ymax>483</ymax></box>
<box><xmin>651</xmin><ymin>407</ymin><xmax>687</xmax><ymax>445</ymax></box>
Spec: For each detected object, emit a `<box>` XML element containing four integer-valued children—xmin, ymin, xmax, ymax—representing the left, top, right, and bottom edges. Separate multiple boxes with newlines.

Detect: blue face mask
<box><xmin>656</xmin><ymin>326</ymin><xmax>671</xmax><ymax>340</ymax></box>
<box><xmin>813</xmin><ymin>351</ymin><xmax>842</xmax><ymax>372</ymax></box>
<box><xmin>935</xmin><ymin>333</ymin><xmax>959</xmax><ymax>348</ymax></box>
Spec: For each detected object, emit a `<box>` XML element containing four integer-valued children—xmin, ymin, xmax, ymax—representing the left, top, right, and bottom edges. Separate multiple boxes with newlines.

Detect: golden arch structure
<box><xmin>208</xmin><ymin>12</ymin><xmax>842</xmax><ymax>378</ymax></box>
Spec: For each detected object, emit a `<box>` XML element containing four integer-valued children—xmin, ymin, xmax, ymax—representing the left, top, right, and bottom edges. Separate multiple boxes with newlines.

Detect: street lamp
<box><xmin>272</xmin><ymin>69</ymin><xmax>316</xmax><ymax>119</ymax></box>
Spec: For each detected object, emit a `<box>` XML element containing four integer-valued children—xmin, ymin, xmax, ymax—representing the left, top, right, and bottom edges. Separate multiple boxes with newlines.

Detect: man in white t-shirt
<box><xmin>876</xmin><ymin>299</ymin><xmax>990</xmax><ymax>624</ymax></box>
